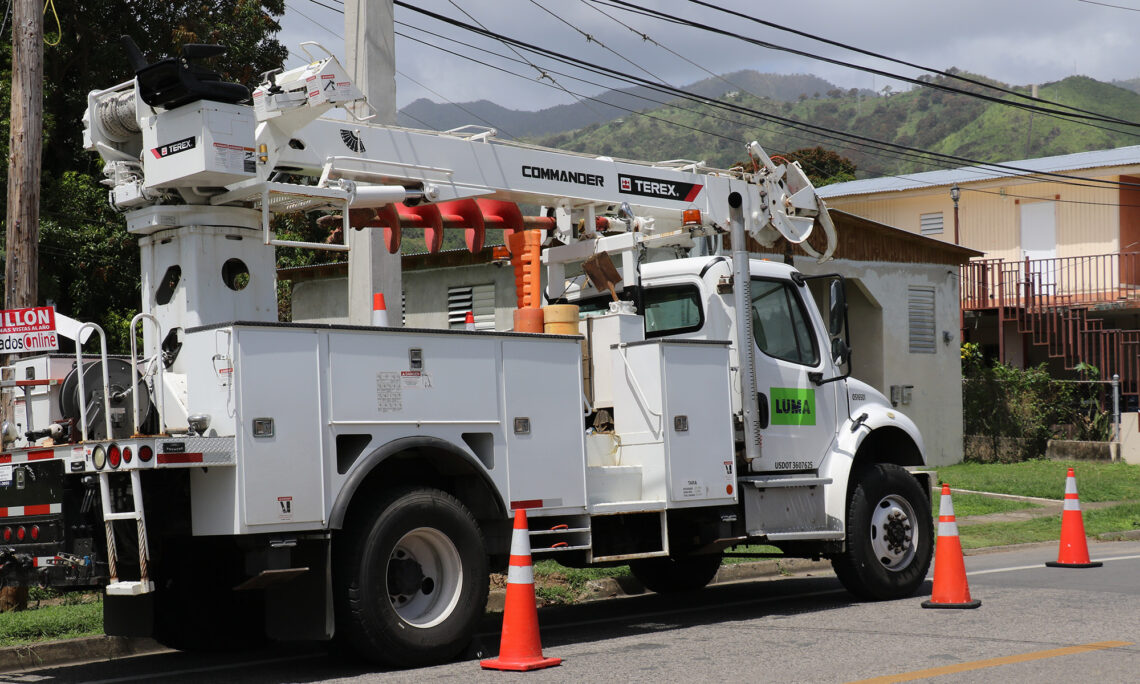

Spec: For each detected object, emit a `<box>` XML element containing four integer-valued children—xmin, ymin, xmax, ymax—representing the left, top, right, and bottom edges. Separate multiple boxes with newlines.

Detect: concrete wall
<box><xmin>1120</xmin><ymin>412</ymin><xmax>1140</xmax><ymax>465</ymax></box>
<box><xmin>796</xmin><ymin>258</ymin><xmax>963</xmax><ymax>466</ymax></box>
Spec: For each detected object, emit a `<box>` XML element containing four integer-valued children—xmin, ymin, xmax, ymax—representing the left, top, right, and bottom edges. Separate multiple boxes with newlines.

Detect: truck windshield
<box><xmin>750</xmin><ymin>279</ymin><xmax>819</xmax><ymax>366</ymax></box>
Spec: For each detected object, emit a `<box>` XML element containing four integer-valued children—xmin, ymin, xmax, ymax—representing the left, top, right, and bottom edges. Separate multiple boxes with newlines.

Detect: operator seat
<box><xmin>121</xmin><ymin>35</ymin><xmax>249</xmax><ymax>110</ymax></box>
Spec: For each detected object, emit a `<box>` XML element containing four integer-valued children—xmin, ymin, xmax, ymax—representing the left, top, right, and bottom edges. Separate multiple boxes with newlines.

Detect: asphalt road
<box><xmin>6</xmin><ymin>540</ymin><xmax>1139</xmax><ymax>683</ymax></box>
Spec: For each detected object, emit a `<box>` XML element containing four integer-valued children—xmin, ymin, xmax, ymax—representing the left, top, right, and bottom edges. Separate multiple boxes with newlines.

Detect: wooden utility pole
<box><xmin>5</xmin><ymin>0</ymin><xmax>44</xmax><ymax>312</ymax></box>
<box><xmin>1</xmin><ymin>8</ymin><xmax>43</xmax><ymax>615</ymax></box>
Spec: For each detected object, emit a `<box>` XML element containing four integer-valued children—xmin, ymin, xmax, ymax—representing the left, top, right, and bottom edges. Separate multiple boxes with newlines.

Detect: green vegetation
<box><xmin>930</xmin><ymin>460</ymin><xmax>1140</xmax><ymax>502</ymax></box>
<box><xmin>933</xmin><ymin>492</ymin><xmax>1041</xmax><ymax>518</ymax></box>
<box><xmin>957</xmin><ymin>503</ymin><xmax>1140</xmax><ymax>550</ymax></box>
<box><xmin>532</xmin><ymin>559</ymin><xmax>631</xmax><ymax>605</ymax></box>
<box><xmin>961</xmin><ymin>344</ymin><xmax>1112</xmax><ymax>462</ymax></box>
<box><xmin>534</xmin><ymin>71</ymin><xmax>1140</xmax><ymax>179</ymax></box>
<box><xmin>0</xmin><ymin>600</ymin><xmax>103</xmax><ymax>647</ymax></box>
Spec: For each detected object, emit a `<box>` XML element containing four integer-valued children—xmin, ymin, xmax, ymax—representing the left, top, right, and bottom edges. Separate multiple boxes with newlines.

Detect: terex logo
<box><xmin>770</xmin><ymin>388</ymin><xmax>817</xmax><ymax>426</ymax></box>
<box><xmin>151</xmin><ymin>136</ymin><xmax>196</xmax><ymax>159</ymax></box>
<box><xmin>617</xmin><ymin>173</ymin><xmax>702</xmax><ymax>202</ymax></box>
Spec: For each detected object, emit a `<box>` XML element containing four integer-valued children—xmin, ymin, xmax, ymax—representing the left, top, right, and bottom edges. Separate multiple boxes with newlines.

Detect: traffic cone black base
<box><xmin>921</xmin><ymin>598</ymin><xmax>981</xmax><ymax>609</ymax></box>
<box><xmin>1045</xmin><ymin>560</ymin><xmax>1102</xmax><ymax>568</ymax></box>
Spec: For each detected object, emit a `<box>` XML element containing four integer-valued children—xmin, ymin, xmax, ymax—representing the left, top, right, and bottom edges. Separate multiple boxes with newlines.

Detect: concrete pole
<box><xmin>345</xmin><ymin>0</ymin><xmax>402</xmax><ymax>325</ymax></box>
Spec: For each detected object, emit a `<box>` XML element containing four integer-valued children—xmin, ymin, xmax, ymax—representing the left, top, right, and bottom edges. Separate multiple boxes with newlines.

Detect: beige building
<box><xmin>819</xmin><ymin>146</ymin><xmax>1140</xmax><ymax>407</ymax></box>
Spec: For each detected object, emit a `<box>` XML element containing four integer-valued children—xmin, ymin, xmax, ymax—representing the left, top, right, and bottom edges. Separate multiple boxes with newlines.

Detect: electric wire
<box><xmin>446</xmin><ymin>0</ymin><xmax>607</xmax><ymax>126</ymax></box>
<box><xmin>594</xmin><ymin>0</ymin><xmax>1140</xmax><ymax>139</ymax></box>
<box><xmin>291</xmin><ymin>0</ymin><xmax>515</xmax><ymax>135</ymax></box>
<box><xmin>394</xmin><ymin>1</ymin><xmax>1140</xmax><ymax>190</ymax></box>
<box><xmin>527</xmin><ymin>0</ymin><xmax>669</xmax><ymax>87</ymax></box>
<box><xmin>611</xmin><ymin>0</ymin><xmax>1140</xmax><ymax>131</ymax></box>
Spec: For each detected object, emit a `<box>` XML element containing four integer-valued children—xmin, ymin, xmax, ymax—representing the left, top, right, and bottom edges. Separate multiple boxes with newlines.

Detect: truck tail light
<box><xmin>92</xmin><ymin>445</ymin><xmax>107</xmax><ymax>470</ymax></box>
<box><xmin>30</xmin><ymin>525</ymin><xmax>39</xmax><ymax>541</ymax></box>
<box><xmin>16</xmin><ymin>526</ymin><xmax>25</xmax><ymax>541</ymax></box>
<box><xmin>123</xmin><ymin>446</ymin><xmax>133</xmax><ymax>464</ymax></box>
<box><xmin>108</xmin><ymin>444</ymin><xmax>121</xmax><ymax>468</ymax></box>
<box><xmin>139</xmin><ymin>445</ymin><xmax>153</xmax><ymax>463</ymax></box>
<box><xmin>3</xmin><ymin>527</ymin><xmax>10</xmax><ymax>542</ymax></box>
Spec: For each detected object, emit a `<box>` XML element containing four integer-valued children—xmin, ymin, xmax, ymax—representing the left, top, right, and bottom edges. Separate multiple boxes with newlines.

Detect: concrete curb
<box><xmin>0</xmin><ymin>635</ymin><xmax>168</xmax><ymax>674</ymax></box>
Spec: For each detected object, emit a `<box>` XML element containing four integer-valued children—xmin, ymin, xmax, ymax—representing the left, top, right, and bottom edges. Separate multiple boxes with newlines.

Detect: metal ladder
<box><xmin>76</xmin><ymin>316</ymin><xmax>165</xmax><ymax>596</ymax></box>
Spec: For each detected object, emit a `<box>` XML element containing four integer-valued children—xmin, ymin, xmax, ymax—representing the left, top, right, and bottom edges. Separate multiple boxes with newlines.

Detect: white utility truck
<box><xmin>0</xmin><ymin>41</ymin><xmax>932</xmax><ymax>665</ymax></box>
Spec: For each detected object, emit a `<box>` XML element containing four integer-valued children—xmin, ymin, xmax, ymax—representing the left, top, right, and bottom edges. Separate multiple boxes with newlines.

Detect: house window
<box><xmin>920</xmin><ymin>212</ymin><xmax>944</xmax><ymax>235</ymax></box>
<box><xmin>908</xmin><ymin>286</ymin><xmax>936</xmax><ymax>354</ymax></box>
<box><xmin>447</xmin><ymin>284</ymin><xmax>495</xmax><ymax>330</ymax></box>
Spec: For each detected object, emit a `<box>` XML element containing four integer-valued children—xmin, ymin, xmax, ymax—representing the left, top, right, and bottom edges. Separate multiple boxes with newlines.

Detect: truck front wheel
<box><xmin>831</xmin><ymin>463</ymin><xmax>932</xmax><ymax>600</ymax></box>
<box><xmin>629</xmin><ymin>553</ymin><xmax>723</xmax><ymax>593</ymax></box>
<box><xmin>334</xmin><ymin>487</ymin><xmax>489</xmax><ymax>666</ymax></box>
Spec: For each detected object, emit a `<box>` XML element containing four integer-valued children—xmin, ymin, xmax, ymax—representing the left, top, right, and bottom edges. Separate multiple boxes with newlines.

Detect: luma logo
<box><xmin>770</xmin><ymin>388</ymin><xmax>816</xmax><ymax>426</ymax></box>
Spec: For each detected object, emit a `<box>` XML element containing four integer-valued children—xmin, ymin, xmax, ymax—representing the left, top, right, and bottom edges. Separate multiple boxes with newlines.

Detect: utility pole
<box><xmin>4</xmin><ymin>0</ymin><xmax>43</xmax><ymax>312</ymax></box>
<box><xmin>345</xmin><ymin>0</ymin><xmax>402</xmax><ymax>325</ymax></box>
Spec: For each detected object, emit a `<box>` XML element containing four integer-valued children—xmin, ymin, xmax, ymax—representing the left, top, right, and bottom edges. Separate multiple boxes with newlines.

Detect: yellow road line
<box><xmin>850</xmin><ymin>640</ymin><xmax>1133</xmax><ymax>683</ymax></box>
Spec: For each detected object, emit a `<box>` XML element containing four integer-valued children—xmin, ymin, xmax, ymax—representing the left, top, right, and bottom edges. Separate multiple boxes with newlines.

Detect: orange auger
<box><xmin>480</xmin><ymin>509</ymin><xmax>562</xmax><ymax>672</ymax></box>
<box><xmin>922</xmin><ymin>484</ymin><xmax>981</xmax><ymax>609</ymax></box>
<box><xmin>1046</xmin><ymin>467</ymin><xmax>1103</xmax><ymax>569</ymax></box>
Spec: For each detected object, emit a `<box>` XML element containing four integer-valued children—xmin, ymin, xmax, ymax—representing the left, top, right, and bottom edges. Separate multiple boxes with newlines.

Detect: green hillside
<box><xmin>532</xmin><ymin>72</ymin><xmax>1140</xmax><ymax>179</ymax></box>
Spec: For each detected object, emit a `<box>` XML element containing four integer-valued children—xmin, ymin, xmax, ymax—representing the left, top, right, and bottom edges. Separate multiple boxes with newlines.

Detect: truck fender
<box><xmin>328</xmin><ymin>435</ymin><xmax>506</xmax><ymax>529</ymax></box>
<box><xmin>821</xmin><ymin>405</ymin><xmax>927</xmax><ymax>534</ymax></box>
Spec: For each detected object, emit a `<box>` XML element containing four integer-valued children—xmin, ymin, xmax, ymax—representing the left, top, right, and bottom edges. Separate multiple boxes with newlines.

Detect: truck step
<box><xmin>740</xmin><ymin>475</ymin><xmax>832</xmax><ymax>488</ymax></box>
<box><xmin>106</xmin><ymin>580</ymin><xmax>155</xmax><ymax>596</ymax></box>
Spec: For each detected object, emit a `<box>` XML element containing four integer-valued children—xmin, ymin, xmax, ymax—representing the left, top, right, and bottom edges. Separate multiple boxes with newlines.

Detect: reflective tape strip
<box><xmin>938</xmin><ymin>520</ymin><xmax>959</xmax><ymax>537</ymax></box>
<box><xmin>32</xmin><ymin>556</ymin><xmax>60</xmax><ymax>568</ymax></box>
<box><xmin>0</xmin><ymin>503</ymin><xmax>62</xmax><ymax>517</ymax></box>
<box><xmin>1064</xmin><ymin>498</ymin><xmax>1082</xmax><ymax>511</ymax></box>
<box><xmin>939</xmin><ymin>495</ymin><xmax>954</xmax><ymax>518</ymax></box>
<box><xmin>512</xmin><ymin>528</ymin><xmax>531</xmax><ymax>554</ymax></box>
<box><xmin>507</xmin><ymin>563</ymin><xmax>534</xmax><ymax>585</ymax></box>
<box><xmin>1066</xmin><ymin>478</ymin><xmax>1078</xmax><ymax>495</ymax></box>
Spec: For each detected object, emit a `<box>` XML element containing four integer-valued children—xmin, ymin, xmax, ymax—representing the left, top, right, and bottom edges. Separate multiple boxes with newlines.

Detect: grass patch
<box><xmin>958</xmin><ymin>502</ymin><xmax>1140</xmax><ymax>549</ymax></box>
<box><xmin>923</xmin><ymin>461</ymin><xmax>1140</xmax><ymax>502</ymax></box>
<box><xmin>532</xmin><ymin>559</ymin><xmax>631</xmax><ymax>604</ymax></box>
<box><xmin>0</xmin><ymin>600</ymin><xmax>103</xmax><ymax>647</ymax></box>
<box><xmin>933</xmin><ymin>492</ymin><xmax>1041</xmax><ymax>518</ymax></box>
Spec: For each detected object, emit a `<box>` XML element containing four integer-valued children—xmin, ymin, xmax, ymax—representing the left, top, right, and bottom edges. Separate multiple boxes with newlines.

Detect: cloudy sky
<box><xmin>278</xmin><ymin>0</ymin><xmax>1140</xmax><ymax>110</ymax></box>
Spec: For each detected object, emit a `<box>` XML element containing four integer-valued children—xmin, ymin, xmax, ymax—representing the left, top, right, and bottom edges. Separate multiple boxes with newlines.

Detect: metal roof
<box><xmin>817</xmin><ymin>145</ymin><xmax>1140</xmax><ymax>198</ymax></box>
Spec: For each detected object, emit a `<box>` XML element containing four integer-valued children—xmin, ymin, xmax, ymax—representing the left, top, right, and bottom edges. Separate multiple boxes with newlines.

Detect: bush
<box><xmin>961</xmin><ymin>343</ymin><xmax>1110</xmax><ymax>462</ymax></box>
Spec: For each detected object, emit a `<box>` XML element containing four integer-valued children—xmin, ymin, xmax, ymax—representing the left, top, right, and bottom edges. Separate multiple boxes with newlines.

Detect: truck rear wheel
<box><xmin>831</xmin><ymin>463</ymin><xmax>933</xmax><ymax>600</ymax></box>
<box><xmin>334</xmin><ymin>487</ymin><xmax>488</xmax><ymax>667</ymax></box>
<box><xmin>629</xmin><ymin>553</ymin><xmax>723</xmax><ymax>593</ymax></box>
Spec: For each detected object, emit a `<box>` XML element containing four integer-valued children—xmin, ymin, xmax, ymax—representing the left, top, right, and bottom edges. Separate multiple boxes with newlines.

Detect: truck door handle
<box><xmin>757</xmin><ymin>392</ymin><xmax>769</xmax><ymax>429</ymax></box>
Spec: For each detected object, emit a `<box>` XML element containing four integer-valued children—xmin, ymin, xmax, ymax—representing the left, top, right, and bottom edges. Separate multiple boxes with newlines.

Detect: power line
<box><xmin>1077</xmin><ymin>0</ymin><xmax>1140</xmax><ymax>10</ymax></box>
<box><xmin>622</xmin><ymin>0</ymin><xmax>1140</xmax><ymax>131</ymax></box>
<box><xmin>592</xmin><ymin>0</ymin><xmax>1140</xmax><ymax>139</ymax></box>
<box><xmin>394</xmin><ymin>1</ymin><xmax>1140</xmax><ymax>190</ymax></box>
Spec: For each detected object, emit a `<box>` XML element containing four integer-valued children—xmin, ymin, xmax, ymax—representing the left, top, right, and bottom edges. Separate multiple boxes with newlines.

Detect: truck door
<box><xmin>748</xmin><ymin>277</ymin><xmax>839</xmax><ymax>472</ymax></box>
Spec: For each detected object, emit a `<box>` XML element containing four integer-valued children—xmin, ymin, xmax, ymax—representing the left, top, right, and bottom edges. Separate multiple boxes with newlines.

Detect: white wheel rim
<box><xmin>869</xmin><ymin>494</ymin><xmax>917</xmax><ymax>571</ymax></box>
<box><xmin>386</xmin><ymin>527</ymin><xmax>463</xmax><ymax>628</ymax></box>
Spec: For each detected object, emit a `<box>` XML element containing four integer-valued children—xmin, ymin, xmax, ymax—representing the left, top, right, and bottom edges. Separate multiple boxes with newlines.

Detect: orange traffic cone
<box><xmin>371</xmin><ymin>293</ymin><xmax>389</xmax><ymax>327</ymax></box>
<box><xmin>922</xmin><ymin>484</ymin><xmax>981</xmax><ymax>609</ymax></box>
<box><xmin>465</xmin><ymin>311</ymin><xmax>476</xmax><ymax>331</ymax></box>
<box><xmin>1046</xmin><ymin>467</ymin><xmax>1103</xmax><ymax>569</ymax></box>
<box><xmin>480</xmin><ymin>509</ymin><xmax>562</xmax><ymax>671</ymax></box>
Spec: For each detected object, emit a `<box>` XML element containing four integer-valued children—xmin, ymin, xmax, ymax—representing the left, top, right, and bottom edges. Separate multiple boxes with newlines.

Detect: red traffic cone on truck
<box><xmin>480</xmin><ymin>509</ymin><xmax>562</xmax><ymax>671</ymax></box>
<box><xmin>1046</xmin><ymin>467</ymin><xmax>1102</xmax><ymax>569</ymax></box>
<box><xmin>922</xmin><ymin>484</ymin><xmax>980</xmax><ymax>609</ymax></box>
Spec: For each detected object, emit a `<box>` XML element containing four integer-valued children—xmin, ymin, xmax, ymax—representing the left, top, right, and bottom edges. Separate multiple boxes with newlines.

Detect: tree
<box><xmin>786</xmin><ymin>146</ymin><xmax>857</xmax><ymax>186</ymax></box>
<box><xmin>1</xmin><ymin>1</ymin><xmax>288</xmax><ymax>350</ymax></box>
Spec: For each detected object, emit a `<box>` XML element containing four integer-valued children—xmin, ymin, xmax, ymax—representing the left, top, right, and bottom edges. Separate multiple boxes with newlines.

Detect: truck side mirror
<box><xmin>828</xmin><ymin>279</ymin><xmax>846</xmax><ymax>337</ymax></box>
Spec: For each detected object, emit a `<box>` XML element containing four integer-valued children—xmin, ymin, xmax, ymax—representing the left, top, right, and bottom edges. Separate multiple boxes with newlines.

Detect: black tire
<box><xmin>629</xmin><ymin>552</ymin><xmax>723</xmax><ymax>594</ymax></box>
<box><xmin>334</xmin><ymin>487</ymin><xmax>489</xmax><ymax>667</ymax></box>
<box><xmin>831</xmin><ymin>463</ymin><xmax>933</xmax><ymax>601</ymax></box>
